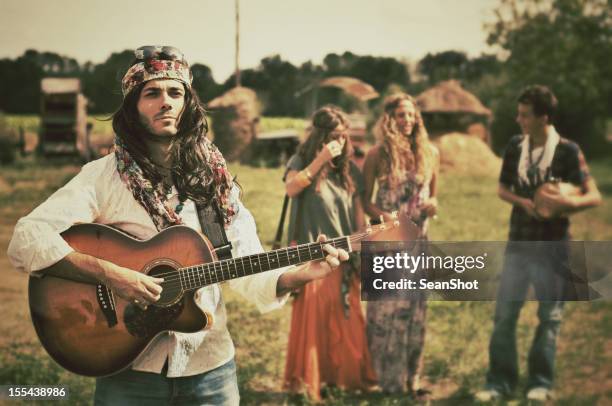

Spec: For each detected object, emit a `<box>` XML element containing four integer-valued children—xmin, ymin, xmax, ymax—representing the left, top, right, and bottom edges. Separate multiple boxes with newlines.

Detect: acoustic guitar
<box><xmin>29</xmin><ymin>213</ymin><xmax>416</xmax><ymax>377</ymax></box>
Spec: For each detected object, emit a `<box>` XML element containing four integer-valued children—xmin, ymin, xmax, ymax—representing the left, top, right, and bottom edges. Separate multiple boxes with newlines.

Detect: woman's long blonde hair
<box><xmin>375</xmin><ymin>93</ymin><xmax>434</xmax><ymax>187</ymax></box>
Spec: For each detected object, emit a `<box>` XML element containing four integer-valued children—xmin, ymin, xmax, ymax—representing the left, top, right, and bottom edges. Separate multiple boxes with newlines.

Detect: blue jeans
<box><xmin>94</xmin><ymin>359</ymin><xmax>240</xmax><ymax>406</ymax></box>
<box><xmin>485</xmin><ymin>243</ymin><xmax>567</xmax><ymax>395</ymax></box>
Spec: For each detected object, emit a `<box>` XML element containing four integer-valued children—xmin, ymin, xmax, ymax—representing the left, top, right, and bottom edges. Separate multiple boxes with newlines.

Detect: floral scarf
<box><xmin>114</xmin><ymin>136</ymin><xmax>237</xmax><ymax>231</ymax></box>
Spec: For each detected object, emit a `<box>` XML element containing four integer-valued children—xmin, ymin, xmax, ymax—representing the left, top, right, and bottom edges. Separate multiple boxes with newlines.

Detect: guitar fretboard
<box><xmin>177</xmin><ymin>237</ymin><xmax>351</xmax><ymax>291</ymax></box>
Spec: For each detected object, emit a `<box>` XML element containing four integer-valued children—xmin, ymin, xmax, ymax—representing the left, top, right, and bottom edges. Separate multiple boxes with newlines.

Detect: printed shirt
<box><xmin>7</xmin><ymin>154</ymin><xmax>289</xmax><ymax>377</ymax></box>
<box><xmin>499</xmin><ymin>135</ymin><xmax>591</xmax><ymax>241</ymax></box>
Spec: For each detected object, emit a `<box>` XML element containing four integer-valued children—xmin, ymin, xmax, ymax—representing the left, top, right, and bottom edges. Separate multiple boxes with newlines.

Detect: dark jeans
<box><xmin>485</xmin><ymin>243</ymin><xmax>567</xmax><ymax>394</ymax></box>
<box><xmin>94</xmin><ymin>359</ymin><xmax>239</xmax><ymax>406</ymax></box>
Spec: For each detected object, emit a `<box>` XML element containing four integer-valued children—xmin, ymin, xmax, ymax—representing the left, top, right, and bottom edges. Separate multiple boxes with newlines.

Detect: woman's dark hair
<box><xmin>297</xmin><ymin>105</ymin><xmax>354</xmax><ymax>194</ymax></box>
<box><xmin>112</xmin><ymin>64</ymin><xmax>220</xmax><ymax>205</ymax></box>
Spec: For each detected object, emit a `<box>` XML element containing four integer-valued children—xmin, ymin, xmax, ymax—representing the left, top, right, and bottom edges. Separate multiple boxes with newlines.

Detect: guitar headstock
<box><xmin>365</xmin><ymin>212</ymin><xmax>401</xmax><ymax>234</ymax></box>
<box><xmin>351</xmin><ymin>211</ymin><xmax>419</xmax><ymax>252</ymax></box>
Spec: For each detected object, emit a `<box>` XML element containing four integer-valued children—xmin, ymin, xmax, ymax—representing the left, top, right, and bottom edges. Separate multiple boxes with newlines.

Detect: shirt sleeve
<box><xmin>226</xmin><ymin>190</ymin><xmax>290</xmax><ymax>313</ymax></box>
<box><xmin>7</xmin><ymin>161</ymin><xmax>102</xmax><ymax>274</ymax></box>
<box><xmin>283</xmin><ymin>154</ymin><xmax>304</xmax><ymax>181</ymax></box>
<box><xmin>566</xmin><ymin>143</ymin><xmax>591</xmax><ymax>187</ymax></box>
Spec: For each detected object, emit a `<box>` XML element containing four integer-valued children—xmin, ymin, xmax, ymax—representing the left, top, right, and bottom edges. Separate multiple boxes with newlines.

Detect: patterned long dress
<box><xmin>367</xmin><ymin>170</ymin><xmax>430</xmax><ymax>394</ymax></box>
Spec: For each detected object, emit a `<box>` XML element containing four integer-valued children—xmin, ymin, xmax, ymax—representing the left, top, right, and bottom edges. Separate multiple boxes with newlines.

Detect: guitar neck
<box><xmin>178</xmin><ymin>236</ymin><xmax>351</xmax><ymax>291</ymax></box>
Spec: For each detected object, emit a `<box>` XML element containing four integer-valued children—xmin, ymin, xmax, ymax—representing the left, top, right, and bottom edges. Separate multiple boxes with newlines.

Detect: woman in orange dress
<box><xmin>283</xmin><ymin>106</ymin><xmax>376</xmax><ymax>401</ymax></box>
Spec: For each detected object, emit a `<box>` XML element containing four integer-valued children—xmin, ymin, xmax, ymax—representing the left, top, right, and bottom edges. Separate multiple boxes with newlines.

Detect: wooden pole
<box><xmin>235</xmin><ymin>0</ymin><xmax>241</xmax><ymax>87</ymax></box>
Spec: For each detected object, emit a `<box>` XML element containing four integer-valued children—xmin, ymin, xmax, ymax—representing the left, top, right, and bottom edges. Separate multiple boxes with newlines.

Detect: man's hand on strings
<box><xmin>276</xmin><ymin>234</ymin><xmax>350</xmax><ymax>296</ymax></box>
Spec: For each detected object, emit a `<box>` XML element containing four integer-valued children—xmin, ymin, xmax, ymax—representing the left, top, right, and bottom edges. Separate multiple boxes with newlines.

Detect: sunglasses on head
<box><xmin>134</xmin><ymin>46</ymin><xmax>185</xmax><ymax>62</ymax></box>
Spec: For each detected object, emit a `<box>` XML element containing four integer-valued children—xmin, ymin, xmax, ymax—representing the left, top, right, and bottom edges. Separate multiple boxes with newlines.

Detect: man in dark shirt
<box><xmin>476</xmin><ymin>85</ymin><xmax>601</xmax><ymax>402</ymax></box>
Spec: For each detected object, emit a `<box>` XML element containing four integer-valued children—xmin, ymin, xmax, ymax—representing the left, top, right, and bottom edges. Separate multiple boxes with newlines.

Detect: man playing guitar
<box><xmin>7</xmin><ymin>46</ymin><xmax>349</xmax><ymax>405</ymax></box>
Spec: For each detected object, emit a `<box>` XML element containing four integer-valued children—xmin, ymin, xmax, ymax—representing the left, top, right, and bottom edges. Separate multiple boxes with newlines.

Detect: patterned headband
<box><xmin>121</xmin><ymin>59</ymin><xmax>192</xmax><ymax>97</ymax></box>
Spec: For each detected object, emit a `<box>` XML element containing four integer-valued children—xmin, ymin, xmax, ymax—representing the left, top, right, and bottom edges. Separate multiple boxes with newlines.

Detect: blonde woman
<box><xmin>362</xmin><ymin>93</ymin><xmax>439</xmax><ymax>397</ymax></box>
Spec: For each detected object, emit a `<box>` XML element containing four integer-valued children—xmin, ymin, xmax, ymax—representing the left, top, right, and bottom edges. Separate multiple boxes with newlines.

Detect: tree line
<box><xmin>0</xmin><ymin>49</ymin><xmax>415</xmax><ymax>116</ymax></box>
<box><xmin>0</xmin><ymin>0</ymin><xmax>609</xmax><ymax>154</ymax></box>
<box><xmin>0</xmin><ymin>48</ymin><xmax>501</xmax><ymax>128</ymax></box>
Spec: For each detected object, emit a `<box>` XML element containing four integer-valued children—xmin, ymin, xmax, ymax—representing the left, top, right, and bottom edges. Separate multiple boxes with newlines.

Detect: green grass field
<box><xmin>0</xmin><ymin>156</ymin><xmax>610</xmax><ymax>405</ymax></box>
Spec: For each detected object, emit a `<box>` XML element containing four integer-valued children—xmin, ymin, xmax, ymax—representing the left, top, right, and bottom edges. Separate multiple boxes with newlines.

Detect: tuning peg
<box><xmin>391</xmin><ymin>211</ymin><xmax>400</xmax><ymax>226</ymax></box>
<box><xmin>378</xmin><ymin>215</ymin><xmax>386</xmax><ymax>230</ymax></box>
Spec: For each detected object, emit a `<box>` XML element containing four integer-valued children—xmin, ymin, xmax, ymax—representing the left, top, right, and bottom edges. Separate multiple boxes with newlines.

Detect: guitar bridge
<box><xmin>96</xmin><ymin>284</ymin><xmax>118</xmax><ymax>327</ymax></box>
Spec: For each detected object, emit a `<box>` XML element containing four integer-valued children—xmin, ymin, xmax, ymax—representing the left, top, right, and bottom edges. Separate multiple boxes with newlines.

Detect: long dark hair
<box><xmin>112</xmin><ymin>75</ymin><xmax>231</xmax><ymax>206</ymax></box>
<box><xmin>297</xmin><ymin>105</ymin><xmax>354</xmax><ymax>194</ymax></box>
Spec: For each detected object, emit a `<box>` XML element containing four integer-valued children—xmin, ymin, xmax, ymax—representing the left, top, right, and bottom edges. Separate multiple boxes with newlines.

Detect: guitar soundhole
<box><xmin>124</xmin><ymin>302</ymin><xmax>183</xmax><ymax>338</ymax></box>
<box><xmin>149</xmin><ymin>264</ymin><xmax>183</xmax><ymax>307</ymax></box>
<box><xmin>123</xmin><ymin>264</ymin><xmax>185</xmax><ymax>338</ymax></box>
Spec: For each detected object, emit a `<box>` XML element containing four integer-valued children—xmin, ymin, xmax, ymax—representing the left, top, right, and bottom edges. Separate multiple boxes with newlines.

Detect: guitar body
<box><xmin>28</xmin><ymin>213</ymin><xmax>416</xmax><ymax>377</ymax></box>
<box><xmin>29</xmin><ymin>224</ymin><xmax>216</xmax><ymax>377</ymax></box>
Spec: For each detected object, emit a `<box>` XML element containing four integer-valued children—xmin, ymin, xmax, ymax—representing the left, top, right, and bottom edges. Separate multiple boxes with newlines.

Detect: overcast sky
<box><xmin>0</xmin><ymin>0</ymin><xmax>497</xmax><ymax>82</ymax></box>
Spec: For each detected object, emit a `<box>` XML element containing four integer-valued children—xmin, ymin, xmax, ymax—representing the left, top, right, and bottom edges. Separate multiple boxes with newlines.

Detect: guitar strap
<box><xmin>195</xmin><ymin>201</ymin><xmax>233</xmax><ymax>261</ymax></box>
<box><xmin>272</xmin><ymin>194</ymin><xmax>290</xmax><ymax>250</ymax></box>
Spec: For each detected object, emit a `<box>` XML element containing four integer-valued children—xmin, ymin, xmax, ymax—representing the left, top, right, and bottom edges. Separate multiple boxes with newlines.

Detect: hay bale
<box><xmin>207</xmin><ymin>87</ymin><xmax>260</xmax><ymax>162</ymax></box>
<box><xmin>418</xmin><ymin>81</ymin><xmax>492</xmax><ymax>142</ymax></box>
<box><xmin>433</xmin><ymin>132</ymin><xmax>501</xmax><ymax>176</ymax></box>
<box><xmin>466</xmin><ymin>122</ymin><xmax>489</xmax><ymax>145</ymax></box>
<box><xmin>0</xmin><ymin>176</ymin><xmax>12</xmax><ymax>194</ymax></box>
<box><xmin>417</xmin><ymin>80</ymin><xmax>491</xmax><ymax>115</ymax></box>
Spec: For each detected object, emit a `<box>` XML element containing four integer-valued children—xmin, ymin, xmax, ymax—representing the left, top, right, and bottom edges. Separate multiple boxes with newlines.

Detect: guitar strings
<box><xmin>153</xmin><ymin>239</ymin><xmax>353</xmax><ymax>289</ymax></box>
<box><xmin>150</xmin><ymin>236</ymin><xmax>359</xmax><ymax>280</ymax></box>
<box><xmin>139</xmin><ymin>233</ymin><xmax>370</xmax><ymax>292</ymax></box>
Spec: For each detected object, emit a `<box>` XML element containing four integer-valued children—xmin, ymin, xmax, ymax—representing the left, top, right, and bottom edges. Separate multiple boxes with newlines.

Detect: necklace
<box><xmin>173</xmin><ymin>189</ymin><xmax>186</xmax><ymax>215</ymax></box>
<box><xmin>527</xmin><ymin>139</ymin><xmax>546</xmax><ymax>180</ymax></box>
<box><xmin>159</xmin><ymin>168</ymin><xmax>186</xmax><ymax>214</ymax></box>
<box><xmin>163</xmin><ymin>183</ymin><xmax>186</xmax><ymax>215</ymax></box>
<box><xmin>175</xmin><ymin>200</ymin><xmax>185</xmax><ymax>214</ymax></box>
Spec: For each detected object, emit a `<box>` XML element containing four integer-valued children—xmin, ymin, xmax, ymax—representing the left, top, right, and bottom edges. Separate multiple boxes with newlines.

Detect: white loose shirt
<box><xmin>7</xmin><ymin>154</ymin><xmax>290</xmax><ymax>377</ymax></box>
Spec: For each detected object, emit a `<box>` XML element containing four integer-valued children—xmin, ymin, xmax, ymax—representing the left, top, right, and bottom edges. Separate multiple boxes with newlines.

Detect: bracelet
<box><xmin>303</xmin><ymin>168</ymin><xmax>313</xmax><ymax>181</ymax></box>
<box><xmin>295</xmin><ymin>170</ymin><xmax>312</xmax><ymax>188</ymax></box>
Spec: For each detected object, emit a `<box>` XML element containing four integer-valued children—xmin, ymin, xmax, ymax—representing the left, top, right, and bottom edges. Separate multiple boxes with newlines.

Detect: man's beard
<box><xmin>141</xmin><ymin>130</ymin><xmax>177</xmax><ymax>144</ymax></box>
<box><xmin>139</xmin><ymin>114</ymin><xmax>179</xmax><ymax>143</ymax></box>
<box><xmin>140</xmin><ymin>120</ymin><xmax>178</xmax><ymax>144</ymax></box>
